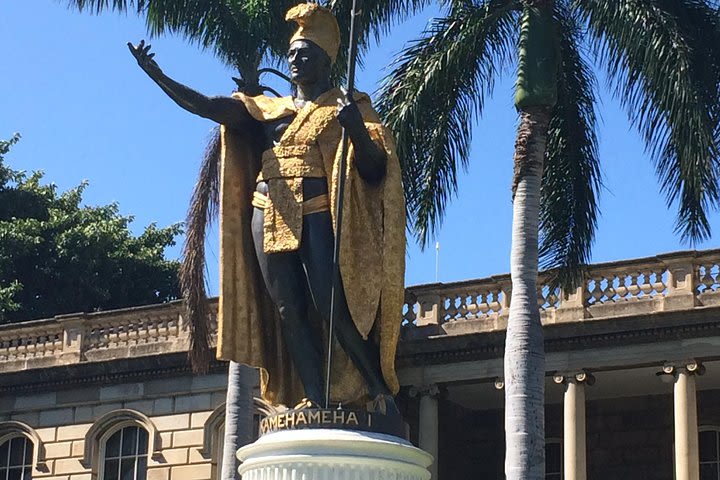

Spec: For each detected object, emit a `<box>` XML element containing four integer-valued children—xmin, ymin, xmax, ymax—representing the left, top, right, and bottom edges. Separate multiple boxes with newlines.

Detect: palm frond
<box><xmin>331</xmin><ymin>0</ymin><xmax>431</xmax><ymax>40</ymax></box>
<box><xmin>66</xmin><ymin>0</ymin><xmax>293</xmax><ymax>78</ymax></box>
<box><xmin>539</xmin><ymin>4</ymin><xmax>600</xmax><ymax>289</ymax></box>
<box><xmin>179</xmin><ymin>127</ymin><xmax>221</xmax><ymax>373</ymax></box>
<box><xmin>377</xmin><ymin>0</ymin><xmax>519</xmax><ymax>247</ymax></box>
<box><xmin>577</xmin><ymin>0</ymin><xmax>720</xmax><ymax>243</ymax></box>
<box><xmin>68</xmin><ymin>0</ymin><xmax>140</xmax><ymax>14</ymax></box>
<box><xmin>67</xmin><ymin>0</ymin><xmax>431</xmax><ymax>85</ymax></box>
<box><xmin>142</xmin><ymin>0</ymin><xmax>279</xmax><ymax>77</ymax></box>
<box><xmin>329</xmin><ymin>0</ymin><xmax>432</xmax><ymax>80</ymax></box>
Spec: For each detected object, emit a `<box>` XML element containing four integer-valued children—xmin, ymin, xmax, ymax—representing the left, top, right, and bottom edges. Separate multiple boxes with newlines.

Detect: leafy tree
<box><xmin>378</xmin><ymin>0</ymin><xmax>720</xmax><ymax>478</ymax></box>
<box><xmin>0</xmin><ymin>134</ymin><xmax>181</xmax><ymax>323</ymax></box>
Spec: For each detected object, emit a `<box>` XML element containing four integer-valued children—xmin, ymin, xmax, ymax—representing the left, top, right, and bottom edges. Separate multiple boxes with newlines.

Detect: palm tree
<box><xmin>66</xmin><ymin>1</ymin><xmax>428</xmax><ymax>478</ymax></box>
<box><xmin>377</xmin><ymin>0</ymin><xmax>720</xmax><ymax>478</ymax></box>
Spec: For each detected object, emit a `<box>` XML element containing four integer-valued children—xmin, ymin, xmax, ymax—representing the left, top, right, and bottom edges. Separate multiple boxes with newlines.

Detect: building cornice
<box><xmin>397</xmin><ymin>305</ymin><xmax>720</xmax><ymax>366</ymax></box>
<box><xmin>0</xmin><ymin>351</ymin><xmax>227</xmax><ymax>394</ymax></box>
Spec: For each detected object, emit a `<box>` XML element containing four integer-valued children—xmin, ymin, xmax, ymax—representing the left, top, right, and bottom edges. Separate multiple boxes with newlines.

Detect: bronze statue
<box><xmin>129</xmin><ymin>3</ymin><xmax>405</xmax><ymax>412</ymax></box>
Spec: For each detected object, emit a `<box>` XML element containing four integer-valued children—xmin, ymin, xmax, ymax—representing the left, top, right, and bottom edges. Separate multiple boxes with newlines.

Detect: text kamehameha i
<box><xmin>259</xmin><ymin>409</ymin><xmax>372</xmax><ymax>435</ymax></box>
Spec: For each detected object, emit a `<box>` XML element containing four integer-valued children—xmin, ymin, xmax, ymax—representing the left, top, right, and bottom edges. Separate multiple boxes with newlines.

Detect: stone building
<box><xmin>0</xmin><ymin>248</ymin><xmax>719</xmax><ymax>480</ymax></box>
<box><xmin>0</xmin><ymin>300</ymin><xmax>256</xmax><ymax>480</ymax></box>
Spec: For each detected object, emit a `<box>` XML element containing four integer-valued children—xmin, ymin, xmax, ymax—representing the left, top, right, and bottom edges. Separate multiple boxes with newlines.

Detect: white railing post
<box><xmin>56</xmin><ymin>313</ymin><xmax>87</xmax><ymax>364</ymax></box>
<box><xmin>662</xmin><ymin>253</ymin><xmax>698</xmax><ymax>311</ymax></box>
<box><xmin>415</xmin><ymin>292</ymin><xmax>442</xmax><ymax>327</ymax></box>
<box><xmin>556</xmin><ymin>284</ymin><xmax>586</xmax><ymax>323</ymax></box>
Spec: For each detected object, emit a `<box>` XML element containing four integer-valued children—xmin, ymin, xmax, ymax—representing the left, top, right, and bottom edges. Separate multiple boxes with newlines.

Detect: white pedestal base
<box><xmin>237</xmin><ymin>429</ymin><xmax>433</xmax><ymax>480</ymax></box>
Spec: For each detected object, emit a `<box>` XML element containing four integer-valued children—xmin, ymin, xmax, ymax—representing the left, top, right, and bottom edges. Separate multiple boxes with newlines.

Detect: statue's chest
<box><xmin>262</xmin><ymin>115</ymin><xmax>296</xmax><ymax>150</ymax></box>
<box><xmin>260</xmin><ymin>102</ymin><xmax>339</xmax><ymax>151</ymax></box>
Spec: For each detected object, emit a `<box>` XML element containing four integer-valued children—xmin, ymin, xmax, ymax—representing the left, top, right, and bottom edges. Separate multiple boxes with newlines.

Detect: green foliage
<box><xmin>379</xmin><ymin>0</ymin><xmax>720</xmax><ymax>288</ymax></box>
<box><xmin>0</xmin><ymin>135</ymin><xmax>181</xmax><ymax>323</ymax></box>
<box><xmin>539</xmin><ymin>6</ymin><xmax>599</xmax><ymax>286</ymax></box>
<box><xmin>377</xmin><ymin>0</ymin><xmax>519</xmax><ymax>247</ymax></box>
<box><xmin>514</xmin><ymin>4</ymin><xmax>559</xmax><ymax>109</ymax></box>
<box><xmin>67</xmin><ymin>0</ymin><xmax>430</xmax><ymax>89</ymax></box>
<box><xmin>576</xmin><ymin>0</ymin><xmax>720</xmax><ymax>242</ymax></box>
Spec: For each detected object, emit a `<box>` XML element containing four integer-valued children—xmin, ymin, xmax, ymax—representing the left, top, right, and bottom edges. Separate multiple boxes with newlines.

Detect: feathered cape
<box><xmin>216</xmin><ymin>87</ymin><xmax>405</xmax><ymax>406</ymax></box>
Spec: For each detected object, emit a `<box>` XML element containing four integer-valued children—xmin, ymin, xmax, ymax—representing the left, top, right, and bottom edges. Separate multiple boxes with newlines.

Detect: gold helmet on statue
<box><xmin>286</xmin><ymin>3</ymin><xmax>341</xmax><ymax>63</ymax></box>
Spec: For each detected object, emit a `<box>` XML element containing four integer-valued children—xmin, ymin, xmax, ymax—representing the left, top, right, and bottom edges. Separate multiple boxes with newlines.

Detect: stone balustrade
<box><xmin>0</xmin><ymin>249</ymin><xmax>718</xmax><ymax>373</ymax></box>
<box><xmin>401</xmin><ymin>249</ymin><xmax>720</xmax><ymax>335</ymax></box>
<box><xmin>0</xmin><ymin>300</ymin><xmax>217</xmax><ymax>374</ymax></box>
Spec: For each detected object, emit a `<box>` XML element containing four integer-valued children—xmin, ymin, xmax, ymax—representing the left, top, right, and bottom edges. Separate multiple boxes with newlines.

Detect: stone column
<box><xmin>661</xmin><ymin>361</ymin><xmax>705</xmax><ymax>480</ymax></box>
<box><xmin>553</xmin><ymin>371</ymin><xmax>594</xmax><ymax>480</ymax></box>
<box><xmin>409</xmin><ymin>384</ymin><xmax>440</xmax><ymax>479</ymax></box>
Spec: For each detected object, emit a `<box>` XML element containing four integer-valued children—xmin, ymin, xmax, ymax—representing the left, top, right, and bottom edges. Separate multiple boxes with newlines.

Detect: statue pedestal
<box><xmin>237</xmin><ymin>428</ymin><xmax>433</xmax><ymax>480</ymax></box>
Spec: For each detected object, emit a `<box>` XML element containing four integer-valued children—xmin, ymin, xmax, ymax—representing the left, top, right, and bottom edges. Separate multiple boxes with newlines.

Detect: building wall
<box><xmin>585</xmin><ymin>394</ymin><xmax>674</xmax><ymax>480</ymax></box>
<box><xmin>0</xmin><ymin>372</ymin><xmax>232</xmax><ymax>480</ymax></box>
<box><xmin>438</xmin><ymin>400</ymin><xmax>504</xmax><ymax>479</ymax></box>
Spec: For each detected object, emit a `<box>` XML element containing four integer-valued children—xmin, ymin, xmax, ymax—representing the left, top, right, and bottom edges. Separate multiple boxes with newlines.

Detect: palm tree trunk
<box><xmin>221</xmin><ymin>361</ymin><xmax>255</xmax><ymax>480</ymax></box>
<box><xmin>220</xmin><ymin>65</ymin><xmax>264</xmax><ymax>480</ymax></box>
<box><xmin>505</xmin><ymin>106</ymin><xmax>551</xmax><ymax>480</ymax></box>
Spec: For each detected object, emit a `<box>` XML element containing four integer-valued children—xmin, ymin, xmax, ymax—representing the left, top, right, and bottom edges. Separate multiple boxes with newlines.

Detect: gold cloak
<box><xmin>216</xmin><ymin>87</ymin><xmax>405</xmax><ymax>406</ymax></box>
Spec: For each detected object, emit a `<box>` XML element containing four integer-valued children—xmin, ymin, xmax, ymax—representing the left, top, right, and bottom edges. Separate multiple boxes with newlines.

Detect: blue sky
<box><xmin>2</xmin><ymin>2</ymin><xmax>718</xmax><ymax>295</ymax></box>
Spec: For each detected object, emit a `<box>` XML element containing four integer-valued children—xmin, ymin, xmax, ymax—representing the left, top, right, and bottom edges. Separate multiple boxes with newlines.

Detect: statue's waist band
<box><xmin>252</xmin><ymin>191</ymin><xmax>329</xmax><ymax>216</ymax></box>
<box><xmin>258</xmin><ymin>144</ymin><xmax>325</xmax><ymax>182</ymax></box>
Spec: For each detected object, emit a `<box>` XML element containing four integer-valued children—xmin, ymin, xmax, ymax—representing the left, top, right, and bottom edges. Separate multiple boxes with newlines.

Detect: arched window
<box><xmin>99</xmin><ymin>426</ymin><xmax>148</xmax><ymax>480</ymax></box>
<box><xmin>0</xmin><ymin>435</ymin><xmax>33</xmax><ymax>479</ymax></box>
<box><xmin>700</xmin><ymin>426</ymin><xmax>720</xmax><ymax>480</ymax></box>
<box><xmin>545</xmin><ymin>438</ymin><xmax>562</xmax><ymax>480</ymax></box>
<box><xmin>201</xmin><ymin>402</ymin><xmax>263</xmax><ymax>480</ymax></box>
<box><xmin>0</xmin><ymin>422</ymin><xmax>46</xmax><ymax>478</ymax></box>
<box><xmin>201</xmin><ymin>404</ymin><xmax>226</xmax><ymax>480</ymax></box>
<box><xmin>83</xmin><ymin>410</ymin><xmax>160</xmax><ymax>479</ymax></box>
<box><xmin>215</xmin><ymin>423</ymin><xmax>225</xmax><ymax>480</ymax></box>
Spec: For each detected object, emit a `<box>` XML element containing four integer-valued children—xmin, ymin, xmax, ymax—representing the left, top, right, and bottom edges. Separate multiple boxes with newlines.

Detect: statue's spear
<box><xmin>325</xmin><ymin>0</ymin><xmax>363</xmax><ymax>409</ymax></box>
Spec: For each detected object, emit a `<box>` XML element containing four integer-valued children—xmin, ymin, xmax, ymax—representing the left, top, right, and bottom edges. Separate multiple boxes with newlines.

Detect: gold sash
<box><xmin>252</xmin><ymin>191</ymin><xmax>329</xmax><ymax>216</ymax></box>
<box><xmin>256</xmin><ymin>143</ymin><xmax>326</xmax><ymax>253</ymax></box>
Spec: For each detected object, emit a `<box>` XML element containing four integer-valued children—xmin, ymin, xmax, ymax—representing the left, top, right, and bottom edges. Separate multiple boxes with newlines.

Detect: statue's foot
<box><xmin>254</xmin><ymin>396</ymin><xmax>288</xmax><ymax>417</ymax></box>
<box><xmin>293</xmin><ymin>397</ymin><xmax>322</xmax><ymax>410</ymax></box>
<box><xmin>368</xmin><ymin>393</ymin><xmax>400</xmax><ymax>417</ymax></box>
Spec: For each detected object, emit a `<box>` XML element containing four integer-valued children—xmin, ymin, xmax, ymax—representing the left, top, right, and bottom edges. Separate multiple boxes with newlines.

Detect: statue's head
<box><xmin>288</xmin><ymin>39</ymin><xmax>331</xmax><ymax>85</ymax></box>
<box><xmin>286</xmin><ymin>3</ymin><xmax>339</xmax><ymax>85</ymax></box>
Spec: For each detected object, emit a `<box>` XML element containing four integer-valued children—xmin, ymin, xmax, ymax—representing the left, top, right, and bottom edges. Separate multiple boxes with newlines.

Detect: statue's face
<box><xmin>288</xmin><ymin>39</ymin><xmax>330</xmax><ymax>85</ymax></box>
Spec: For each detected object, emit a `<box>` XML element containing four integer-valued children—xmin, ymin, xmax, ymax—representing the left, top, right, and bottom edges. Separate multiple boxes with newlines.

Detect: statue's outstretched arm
<box><xmin>128</xmin><ymin>40</ymin><xmax>251</xmax><ymax>130</ymax></box>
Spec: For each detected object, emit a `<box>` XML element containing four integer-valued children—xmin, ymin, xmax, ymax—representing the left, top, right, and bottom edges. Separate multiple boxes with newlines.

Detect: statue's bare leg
<box><xmin>299</xmin><ymin>210</ymin><xmax>392</xmax><ymax>399</ymax></box>
<box><xmin>251</xmin><ymin>206</ymin><xmax>325</xmax><ymax>404</ymax></box>
<box><xmin>252</xmin><ymin>179</ymin><xmax>392</xmax><ymax>404</ymax></box>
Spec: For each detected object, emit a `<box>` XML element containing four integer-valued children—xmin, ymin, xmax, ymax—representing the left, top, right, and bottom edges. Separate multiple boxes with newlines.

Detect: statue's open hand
<box><xmin>337</xmin><ymin>88</ymin><xmax>364</xmax><ymax>133</ymax></box>
<box><xmin>128</xmin><ymin>40</ymin><xmax>160</xmax><ymax>76</ymax></box>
